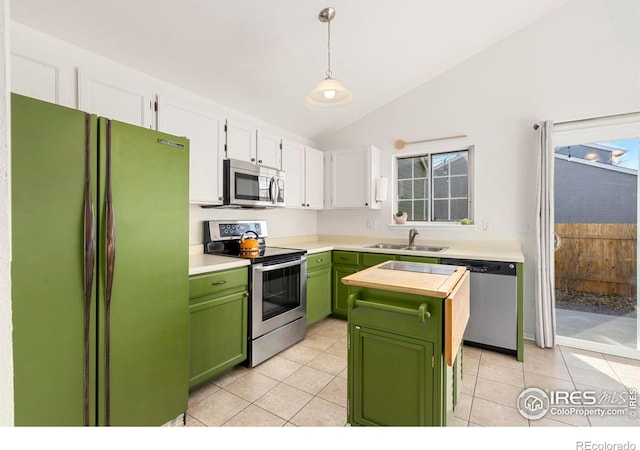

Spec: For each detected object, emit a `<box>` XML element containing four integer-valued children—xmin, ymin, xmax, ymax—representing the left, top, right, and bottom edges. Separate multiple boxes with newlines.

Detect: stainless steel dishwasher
<box><xmin>440</xmin><ymin>258</ymin><xmax>517</xmax><ymax>354</ymax></box>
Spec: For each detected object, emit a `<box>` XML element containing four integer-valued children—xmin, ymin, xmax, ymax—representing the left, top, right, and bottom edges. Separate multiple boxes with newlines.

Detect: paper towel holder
<box><xmin>375</xmin><ymin>177</ymin><xmax>388</xmax><ymax>203</ymax></box>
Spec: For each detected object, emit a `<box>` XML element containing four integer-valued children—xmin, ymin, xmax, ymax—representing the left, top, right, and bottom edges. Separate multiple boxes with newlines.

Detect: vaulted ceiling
<box><xmin>10</xmin><ymin>0</ymin><xmax>571</xmax><ymax>141</ymax></box>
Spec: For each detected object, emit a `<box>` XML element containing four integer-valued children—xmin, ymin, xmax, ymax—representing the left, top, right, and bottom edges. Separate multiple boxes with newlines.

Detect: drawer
<box><xmin>396</xmin><ymin>255</ymin><xmax>439</xmax><ymax>264</ymax></box>
<box><xmin>307</xmin><ymin>251</ymin><xmax>332</xmax><ymax>272</ymax></box>
<box><xmin>189</xmin><ymin>267</ymin><xmax>248</xmax><ymax>300</ymax></box>
<box><xmin>333</xmin><ymin>251</ymin><xmax>360</xmax><ymax>266</ymax></box>
<box><xmin>361</xmin><ymin>253</ymin><xmax>395</xmax><ymax>267</ymax></box>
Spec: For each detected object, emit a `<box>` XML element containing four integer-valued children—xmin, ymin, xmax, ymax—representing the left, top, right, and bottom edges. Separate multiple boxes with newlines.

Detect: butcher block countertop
<box><xmin>341</xmin><ymin>261</ymin><xmax>467</xmax><ymax>299</ymax></box>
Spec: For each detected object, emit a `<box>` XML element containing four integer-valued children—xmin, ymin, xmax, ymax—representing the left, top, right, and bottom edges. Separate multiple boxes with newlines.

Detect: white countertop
<box><xmin>273</xmin><ymin>239</ymin><xmax>525</xmax><ymax>263</ymax></box>
<box><xmin>189</xmin><ymin>236</ymin><xmax>525</xmax><ymax>276</ymax></box>
<box><xmin>189</xmin><ymin>253</ymin><xmax>250</xmax><ymax>276</ymax></box>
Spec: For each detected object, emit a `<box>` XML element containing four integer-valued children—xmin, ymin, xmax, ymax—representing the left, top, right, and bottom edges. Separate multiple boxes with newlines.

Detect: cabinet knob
<box><xmin>365</xmin><ymin>203</ymin><xmax>368</xmax><ymax>206</ymax></box>
<box><xmin>306</xmin><ymin>204</ymin><xmax>310</xmax><ymax>207</ymax></box>
<box><xmin>258</xmin><ymin>159</ymin><xmax>262</xmax><ymax>164</ymax></box>
<box><xmin>251</xmin><ymin>158</ymin><xmax>256</xmax><ymax>162</ymax></box>
<box><xmin>301</xmin><ymin>203</ymin><xmax>305</xmax><ymax>207</ymax></box>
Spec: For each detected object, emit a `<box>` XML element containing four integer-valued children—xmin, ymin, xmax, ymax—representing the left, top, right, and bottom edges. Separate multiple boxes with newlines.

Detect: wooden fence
<box><xmin>555</xmin><ymin>223</ymin><xmax>637</xmax><ymax>296</ymax></box>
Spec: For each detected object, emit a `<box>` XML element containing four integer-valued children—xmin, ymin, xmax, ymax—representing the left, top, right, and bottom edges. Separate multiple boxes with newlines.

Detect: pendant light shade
<box><xmin>306</xmin><ymin>77</ymin><xmax>354</xmax><ymax>109</ymax></box>
<box><xmin>306</xmin><ymin>7</ymin><xmax>353</xmax><ymax>109</ymax></box>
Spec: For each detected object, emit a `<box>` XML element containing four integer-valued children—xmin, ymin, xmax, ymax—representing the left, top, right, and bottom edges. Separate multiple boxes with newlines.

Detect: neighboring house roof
<box><xmin>555</xmin><ymin>144</ymin><xmax>627</xmax><ymax>165</ymax></box>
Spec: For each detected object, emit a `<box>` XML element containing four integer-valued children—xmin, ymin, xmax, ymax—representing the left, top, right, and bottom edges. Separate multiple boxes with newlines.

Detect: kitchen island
<box><xmin>342</xmin><ymin>261</ymin><xmax>470</xmax><ymax>426</ymax></box>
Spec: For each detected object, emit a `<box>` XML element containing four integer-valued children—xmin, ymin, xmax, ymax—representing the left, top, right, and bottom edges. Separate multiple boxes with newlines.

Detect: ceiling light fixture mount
<box><xmin>306</xmin><ymin>7</ymin><xmax>354</xmax><ymax>110</ymax></box>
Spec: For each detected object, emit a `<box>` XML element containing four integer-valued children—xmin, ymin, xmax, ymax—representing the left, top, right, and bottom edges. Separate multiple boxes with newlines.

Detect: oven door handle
<box><xmin>254</xmin><ymin>258</ymin><xmax>305</xmax><ymax>272</ymax></box>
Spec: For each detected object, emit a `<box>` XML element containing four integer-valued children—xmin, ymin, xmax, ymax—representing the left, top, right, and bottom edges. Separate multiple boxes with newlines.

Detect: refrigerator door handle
<box><xmin>104</xmin><ymin>119</ymin><xmax>116</xmax><ymax>426</ymax></box>
<box><xmin>82</xmin><ymin>113</ymin><xmax>95</xmax><ymax>427</ymax></box>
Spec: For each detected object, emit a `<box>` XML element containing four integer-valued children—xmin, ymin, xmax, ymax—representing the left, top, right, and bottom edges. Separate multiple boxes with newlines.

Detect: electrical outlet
<box><xmin>367</xmin><ymin>219</ymin><xmax>378</xmax><ymax>230</ymax></box>
<box><xmin>482</xmin><ymin>219</ymin><xmax>491</xmax><ymax>231</ymax></box>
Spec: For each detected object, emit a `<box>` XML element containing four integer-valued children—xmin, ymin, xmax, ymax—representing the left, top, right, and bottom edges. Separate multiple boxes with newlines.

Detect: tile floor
<box><xmin>186</xmin><ymin>317</ymin><xmax>640</xmax><ymax>427</ymax></box>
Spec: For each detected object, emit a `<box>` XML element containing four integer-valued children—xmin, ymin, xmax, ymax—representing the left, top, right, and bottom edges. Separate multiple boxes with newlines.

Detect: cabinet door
<box><xmin>332</xmin><ymin>266</ymin><xmax>360</xmax><ymax>318</ymax></box>
<box><xmin>350</xmin><ymin>325</ymin><xmax>434</xmax><ymax>426</ymax></box>
<box><xmin>330</xmin><ymin>149</ymin><xmax>368</xmax><ymax>208</ymax></box>
<box><xmin>78</xmin><ymin>68</ymin><xmax>153</xmax><ymax>128</ymax></box>
<box><xmin>307</xmin><ymin>267</ymin><xmax>332</xmax><ymax>326</ymax></box>
<box><xmin>226</xmin><ymin>120</ymin><xmax>256</xmax><ymax>162</ymax></box>
<box><xmin>157</xmin><ymin>96</ymin><xmax>225</xmax><ymax>205</ymax></box>
<box><xmin>281</xmin><ymin>140</ymin><xmax>305</xmax><ymax>208</ymax></box>
<box><xmin>305</xmin><ymin>147</ymin><xmax>324</xmax><ymax>209</ymax></box>
<box><xmin>256</xmin><ymin>129</ymin><xmax>281</xmax><ymax>168</ymax></box>
<box><xmin>11</xmin><ymin>53</ymin><xmax>63</xmax><ymax>105</ymax></box>
<box><xmin>189</xmin><ymin>291</ymin><xmax>248</xmax><ymax>389</ymax></box>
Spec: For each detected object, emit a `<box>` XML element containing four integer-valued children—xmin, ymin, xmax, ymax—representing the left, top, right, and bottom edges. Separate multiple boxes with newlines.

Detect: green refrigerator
<box><xmin>11</xmin><ymin>93</ymin><xmax>189</xmax><ymax>426</ymax></box>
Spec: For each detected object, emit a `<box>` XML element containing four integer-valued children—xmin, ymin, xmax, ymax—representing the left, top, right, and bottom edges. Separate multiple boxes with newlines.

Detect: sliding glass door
<box><xmin>553</xmin><ymin>115</ymin><xmax>639</xmax><ymax>359</ymax></box>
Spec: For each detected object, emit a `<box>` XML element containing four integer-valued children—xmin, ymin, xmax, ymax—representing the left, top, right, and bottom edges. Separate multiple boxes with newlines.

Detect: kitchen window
<box><xmin>395</xmin><ymin>147</ymin><xmax>472</xmax><ymax>223</ymax></box>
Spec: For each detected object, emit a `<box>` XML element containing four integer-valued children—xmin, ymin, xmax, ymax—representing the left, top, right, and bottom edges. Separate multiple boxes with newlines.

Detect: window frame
<box><xmin>392</xmin><ymin>145</ymin><xmax>475</xmax><ymax>227</ymax></box>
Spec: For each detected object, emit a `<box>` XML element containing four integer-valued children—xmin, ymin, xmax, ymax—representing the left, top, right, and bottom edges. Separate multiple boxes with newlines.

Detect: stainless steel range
<box><xmin>204</xmin><ymin>220</ymin><xmax>307</xmax><ymax>367</ymax></box>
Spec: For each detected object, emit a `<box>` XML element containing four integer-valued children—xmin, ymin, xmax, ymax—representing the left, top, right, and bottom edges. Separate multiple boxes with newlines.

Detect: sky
<box><xmin>600</xmin><ymin>138</ymin><xmax>639</xmax><ymax>170</ymax></box>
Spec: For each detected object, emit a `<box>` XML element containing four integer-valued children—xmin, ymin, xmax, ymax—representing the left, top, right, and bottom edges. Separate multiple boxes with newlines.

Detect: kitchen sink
<box><xmin>364</xmin><ymin>243</ymin><xmax>407</xmax><ymax>250</ymax></box>
<box><xmin>364</xmin><ymin>243</ymin><xmax>448</xmax><ymax>252</ymax></box>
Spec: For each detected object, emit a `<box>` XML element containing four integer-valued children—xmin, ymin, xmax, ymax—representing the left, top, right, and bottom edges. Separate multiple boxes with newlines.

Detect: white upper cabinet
<box><xmin>225</xmin><ymin>120</ymin><xmax>256</xmax><ymax>163</ymax></box>
<box><xmin>281</xmin><ymin>140</ymin><xmax>324</xmax><ymax>210</ymax></box>
<box><xmin>157</xmin><ymin>96</ymin><xmax>225</xmax><ymax>205</ymax></box>
<box><xmin>329</xmin><ymin>146</ymin><xmax>380</xmax><ymax>209</ymax></box>
<box><xmin>226</xmin><ymin>121</ymin><xmax>282</xmax><ymax>169</ymax></box>
<box><xmin>281</xmin><ymin>140</ymin><xmax>305</xmax><ymax>208</ymax></box>
<box><xmin>78</xmin><ymin>68</ymin><xmax>154</xmax><ymax>129</ymax></box>
<box><xmin>11</xmin><ymin>53</ymin><xmax>62</xmax><ymax>105</ymax></box>
<box><xmin>304</xmin><ymin>146</ymin><xmax>324</xmax><ymax>209</ymax></box>
<box><xmin>256</xmin><ymin>130</ymin><xmax>282</xmax><ymax>169</ymax></box>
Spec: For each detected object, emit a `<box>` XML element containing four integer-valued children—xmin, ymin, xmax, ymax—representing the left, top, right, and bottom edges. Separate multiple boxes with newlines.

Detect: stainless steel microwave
<box><xmin>222</xmin><ymin>158</ymin><xmax>285</xmax><ymax>208</ymax></box>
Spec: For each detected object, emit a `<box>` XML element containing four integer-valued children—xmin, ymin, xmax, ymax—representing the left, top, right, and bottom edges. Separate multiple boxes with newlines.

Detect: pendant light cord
<box><xmin>326</xmin><ymin>17</ymin><xmax>332</xmax><ymax>78</ymax></box>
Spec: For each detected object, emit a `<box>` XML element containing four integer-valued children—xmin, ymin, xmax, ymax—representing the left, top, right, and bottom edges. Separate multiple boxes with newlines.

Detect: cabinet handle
<box><xmin>301</xmin><ymin>203</ymin><xmax>305</xmax><ymax>207</ymax></box>
<box><xmin>340</xmin><ymin>256</ymin><xmax>349</xmax><ymax>261</ymax></box>
<box><xmin>347</xmin><ymin>293</ymin><xmax>431</xmax><ymax>323</ymax></box>
<box><xmin>316</xmin><ymin>258</ymin><xmax>324</xmax><ymax>263</ymax></box>
<box><xmin>212</xmin><ymin>280</ymin><xmax>227</xmax><ymax>286</ymax></box>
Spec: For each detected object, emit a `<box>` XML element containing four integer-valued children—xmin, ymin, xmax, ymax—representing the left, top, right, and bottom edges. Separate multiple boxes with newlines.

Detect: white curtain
<box><xmin>535</xmin><ymin>120</ymin><xmax>556</xmax><ymax>348</ymax></box>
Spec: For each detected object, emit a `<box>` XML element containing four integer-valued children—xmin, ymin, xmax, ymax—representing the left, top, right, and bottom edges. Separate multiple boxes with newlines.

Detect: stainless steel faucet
<box><xmin>408</xmin><ymin>228</ymin><xmax>419</xmax><ymax>247</ymax></box>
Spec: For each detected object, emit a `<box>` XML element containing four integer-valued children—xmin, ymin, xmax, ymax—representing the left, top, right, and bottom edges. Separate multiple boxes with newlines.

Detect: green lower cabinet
<box><xmin>350</xmin><ymin>326</ymin><xmax>434</xmax><ymax>426</ymax></box>
<box><xmin>188</xmin><ymin>267</ymin><xmax>248</xmax><ymax>390</ymax></box>
<box><xmin>333</xmin><ymin>266</ymin><xmax>359</xmax><ymax>318</ymax></box>
<box><xmin>307</xmin><ymin>267</ymin><xmax>332</xmax><ymax>326</ymax></box>
<box><xmin>347</xmin><ymin>286</ymin><xmax>457</xmax><ymax>426</ymax></box>
<box><xmin>332</xmin><ymin>252</ymin><xmax>396</xmax><ymax>318</ymax></box>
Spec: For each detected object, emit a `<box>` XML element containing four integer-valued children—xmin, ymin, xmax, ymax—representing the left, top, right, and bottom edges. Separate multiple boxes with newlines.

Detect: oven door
<box><xmin>251</xmin><ymin>256</ymin><xmax>307</xmax><ymax>338</ymax></box>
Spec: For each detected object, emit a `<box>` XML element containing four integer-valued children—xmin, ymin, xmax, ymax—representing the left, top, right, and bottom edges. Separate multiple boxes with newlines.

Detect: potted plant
<box><xmin>394</xmin><ymin>211</ymin><xmax>408</xmax><ymax>224</ymax></box>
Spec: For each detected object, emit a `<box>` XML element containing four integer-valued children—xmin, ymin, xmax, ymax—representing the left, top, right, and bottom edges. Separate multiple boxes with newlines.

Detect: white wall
<box><xmin>317</xmin><ymin>0</ymin><xmax>640</xmax><ymax>339</ymax></box>
<box><xmin>0</xmin><ymin>0</ymin><xmax>14</xmax><ymax>427</ymax></box>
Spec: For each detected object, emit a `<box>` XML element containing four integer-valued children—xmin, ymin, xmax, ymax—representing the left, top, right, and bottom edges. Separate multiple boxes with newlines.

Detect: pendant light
<box><xmin>306</xmin><ymin>7</ymin><xmax>354</xmax><ymax>109</ymax></box>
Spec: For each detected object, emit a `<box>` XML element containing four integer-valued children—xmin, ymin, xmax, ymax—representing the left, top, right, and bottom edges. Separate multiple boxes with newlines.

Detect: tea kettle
<box><xmin>239</xmin><ymin>230</ymin><xmax>260</xmax><ymax>252</ymax></box>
